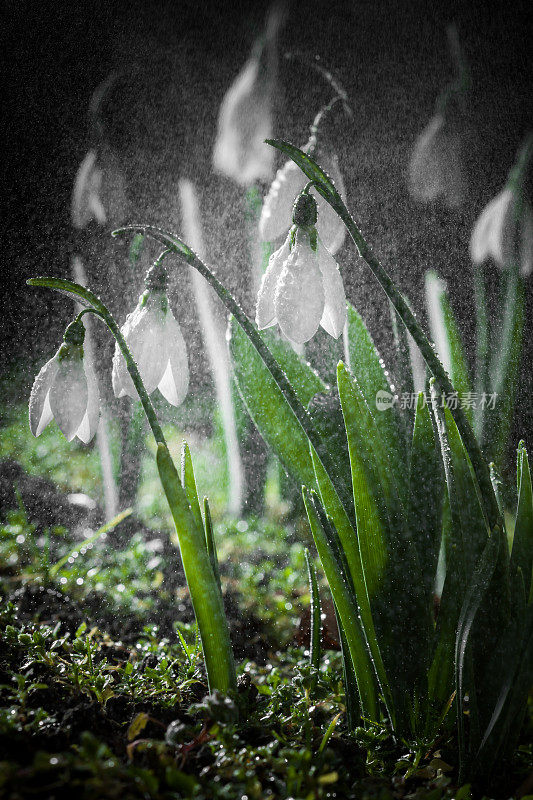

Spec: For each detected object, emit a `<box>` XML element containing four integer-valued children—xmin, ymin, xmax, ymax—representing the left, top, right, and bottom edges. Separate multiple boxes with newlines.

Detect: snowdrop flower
<box><xmin>112</xmin><ymin>262</ymin><xmax>189</xmax><ymax>406</ymax></box>
<box><xmin>408</xmin><ymin>113</ymin><xmax>466</xmax><ymax>208</ymax></box>
<box><xmin>212</xmin><ymin>4</ymin><xmax>284</xmax><ymax>186</ymax></box>
<box><xmin>256</xmin><ymin>191</ymin><xmax>346</xmax><ymax>344</ymax></box>
<box><xmin>71</xmin><ymin>149</ymin><xmax>107</xmax><ymax>229</ymax></box>
<box><xmin>71</xmin><ymin>147</ymin><xmax>127</xmax><ymax>229</ymax></box>
<box><xmin>29</xmin><ymin>319</ymin><xmax>100</xmax><ymax>443</ymax></box>
<box><xmin>259</xmin><ymin>143</ymin><xmax>347</xmax><ymax>254</ymax></box>
<box><xmin>469</xmin><ymin>186</ymin><xmax>533</xmax><ymax>276</ymax></box>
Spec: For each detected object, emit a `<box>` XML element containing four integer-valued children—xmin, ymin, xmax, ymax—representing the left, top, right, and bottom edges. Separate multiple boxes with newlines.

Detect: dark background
<box><xmin>1</xmin><ymin>0</ymin><xmax>532</xmax><ymax>448</ymax></box>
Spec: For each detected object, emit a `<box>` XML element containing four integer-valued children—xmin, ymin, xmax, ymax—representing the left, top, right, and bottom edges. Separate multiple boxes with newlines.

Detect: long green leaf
<box><xmin>345</xmin><ymin>303</ymin><xmax>409</xmax><ymax>502</ymax></box>
<box><xmin>486</xmin><ymin>271</ymin><xmax>525</xmax><ymax>468</ymax></box>
<box><xmin>230</xmin><ymin>321</ymin><xmax>325</xmax><ymax>489</ymax></box>
<box><xmin>157</xmin><ymin>444</ymin><xmax>236</xmax><ymax>693</ymax></box>
<box><xmin>309</xmin><ymin>449</ymin><xmax>389</xmax><ymax>704</ymax></box>
<box><xmin>332</xmin><ymin>600</ymin><xmax>360</xmax><ymax>730</ymax></box>
<box><xmin>181</xmin><ymin>442</ymin><xmax>204</xmax><ymax>540</ymax></box>
<box><xmin>228</xmin><ymin>319</ymin><xmax>383</xmax><ymax>706</ymax></box>
<box><xmin>204</xmin><ymin>498</ymin><xmax>221</xmax><ymax>593</ymax></box>
<box><xmin>429</xmin><ymin>389</ymin><xmax>509</xmax><ymax>737</ymax></box>
<box><xmin>338</xmin><ymin>362</ymin><xmax>428</xmax><ymax>734</ymax></box>
<box><xmin>304</xmin><ymin>548</ymin><xmax>321</xmax><ymax>690</ymax></box>
<box><xmin>303</xmin><ymin>488</ymin><xmax>379</xmax><ymax>722</ymax></box>
<box><xmin>307</xmin><ymin>391</ymin><xmax>354</xmax><ymax>521</ymax></box>
<box><xmin>428</xmin><ymin>387</ymin><xmax>469</xmax><ymax>717</ymax></box>
<box><xmin>408</xmin><ymin>393</ymin><xmax>443</xmax><ymax>604</ymax></box>
<box><xmin>425</xmin><ymin>271</ymin><xmax>473</xmax><ymax>427</ymax></box>
<box><xmin>511</xmin><ymin>442</ymin><xmax>533</xmax><ymax>601</ymax></box>
<box><xmin>455</xmin><ymin>530</ymin><xmax>501</xmax><ymax>779</ymax></box>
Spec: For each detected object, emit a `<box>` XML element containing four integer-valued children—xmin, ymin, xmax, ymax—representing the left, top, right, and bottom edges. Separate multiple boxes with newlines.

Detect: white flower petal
<box><xmin>317</xmin><ymin>240</ymin><xmax>346</xmax><ymax>338</ymax></box>
<box><xmin>470</xmin><ymin>197</ymin><xmax>497</xmax><ymax>264</ymax></box>
<box><xmin>520</xmin><ymin>202</ymin><xmax>533</xmax><ymax>277</ymax></box>
<box><xmin>259</xmin><ymin>160</ymin><xmax>306</xmax><ymax>242</ymax></box>
<box><xmin>76</xmin><ymin>359</ymin><xmax>100</xmax><ymax>444</ymax></box>
<box><xmin>256</xmin><ymin>237</ymin><xmax>290</xmax><ymax>329</ymax></box>
<box><xmin>470</xmin><ymin>189</ymin><xmax>514</xmax><ymax>267</ymax></box>
<box><xmin>213</xmin><ymin>56</ymin><xmax>274</xmax><ymax>186</ymax></box>
<box><xmin>274</xmin><ymin>237</ymin><xmax>324</xmax><ymax>344</ymax></box>
<box><xmin>157</xmin><ymin>312</ymin><xmax>189</xmax><ymax>406</ymax></box>
<box><xmin>29</xmin><ymin>354</ymin><xmax>60</xmax><ymax>436</ymax></box>
<box><xmin>50</xmin><ymin>356</ymin><xmax>88</xmax><ymax>441</ymax></box>
<box><xmin>71</xmin><ymin>150</ymin><xmax>105</xmax><ymax>229</ymax></box>
<box><xmin>112</xmin><ymin>294</ymin><xmax>167</xmax><ymax>400</ymax></box>
<box><xmin>408</xmin><ymin>114</ymin><xmax>465</xmax><ymax>208</ymax></box>
<box><xmin>315</xmin><ymin>154</ymin><xmax>347</xmax><ymax>254</ymax></box>
<box><xmin>409</xmin><ymin>115</ymin><xmax>445</xmax><ymax>203</ymax></box>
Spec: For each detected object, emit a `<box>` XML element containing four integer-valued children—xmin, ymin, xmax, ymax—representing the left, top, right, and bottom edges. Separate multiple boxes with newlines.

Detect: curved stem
<box><xmin>27</xmin><ymin>278</ymin><xmax>166</xmax><ymax>447</ymax></box>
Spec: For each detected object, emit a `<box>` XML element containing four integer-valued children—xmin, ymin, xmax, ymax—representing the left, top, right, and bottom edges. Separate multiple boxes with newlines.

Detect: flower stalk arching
<box><xmin>111</xmin><ymin>225</ymin><xmax>345</xmax><ymax>494</ymax></box>
<box><xmin>31</xmin><ymin>279</ymin><xmax>168</xmax><ymax>447</ymax></box>
<box><xmin>28</xmin><ymin>276</ymin><xmax>237</xmax><ymax>694</ymax></box>
<box><xmin>262</xmin><ymin>140</ymin><xmax>501</xmax><ymax>531</ymax></box>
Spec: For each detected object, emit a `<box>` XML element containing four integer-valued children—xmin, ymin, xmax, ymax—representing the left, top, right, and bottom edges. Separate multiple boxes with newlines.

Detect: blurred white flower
<box><xmin>72</xmin><ymin>147</ymin><xmax>127</xmax><ymax>229</ymax></box>
<box><xmin>212</xmin><ymin>5</ymin><xmax>284</xmax><ymax>186</ymax></box>
<box><xmin>259</xmin><ymin>147</ymin><xmax>346</xmax><ymax>254</ymax></box>
<box><xmin>72</xmin><ymin>149</ymin><xmax>106</xmax><ymax>228</ymax></box>
<box><xmin>469</xmin><ymin>187</ymin><xmax>533</xmax><ymax>276</ymax></box>
<box><xmin>408</xmin><ymin>113</ymin><xmax>466</xmax><ymax>208</ymax></box>
<box><xmin>29</xmin><ymin>334</ymin><xmax>100</xmax><ymax>444</ymax></box>
<box><xmin>112</xmin><ymin>291</ymin><xmax>189</xmax><ymax>406</ymax></box>
<box><xmin>256</xmin><ymin>227</ymin><xmax>346</xmax><ymax>344</ymax></box>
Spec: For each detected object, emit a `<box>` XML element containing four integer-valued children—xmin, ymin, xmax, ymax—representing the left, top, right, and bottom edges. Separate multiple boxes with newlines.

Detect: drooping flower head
<box><xmin>256</xmin><ymin>188</ymin><xmax>346</xmax><ymax>344</ymax></box>
<box><xmin>408</xmin><ymin>111</ymin><xmax>467</xmax><ymax>208</ymax></box>
<box><xmin>259</xmin><ymin>140</ymin><xmax>347</xmax><ymax>254</ymax></box>
<box><xmin>469</xmin><ymin>134</ymin><xmax>533</xmax><ymax>276</ymax></box>
<box><xmin>71</xmin><ymin>147</ymin><xmax>127</xmax><ymax>229</ymax></box>
<box><xmin>259</xmin><ymin>99</ymin><xmax>347</xmax><ymax>254</ymax></box>
<box><xmin>212</xmin><ymin>3</ymin><xmax>285</xmax><ymax>186</ymax></box>
<box><xmin>72</xmin><ymin>149</ymin><xmax>106</xmax><ymax>229</ymax></box>
<box><xmin>29</xmin><ymin>318</ymin><xmax>100</xmax><ymax>443</ymax></box>
<box><xmin>112</xmin><ymin>256</ymin><xmax>189</xmax><ymax>406</ymax></box>
<box><xmin>408</xmin><ymin>24</ymin><xmax>471</xmax><ymax>209</ymax></box>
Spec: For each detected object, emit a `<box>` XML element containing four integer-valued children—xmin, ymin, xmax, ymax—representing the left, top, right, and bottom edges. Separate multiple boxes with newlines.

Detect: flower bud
<box><xmin>259</xmin><ymin>144</ymin><xmax>346</xmax><ymax>253</ymax></box>
<box><xmin>292</xmin><ymin>191</ymin><xmax>318</xmax><ymax>228</ymax></box>
<box><xmin>112</xmin><ymin>285</ymin><xmax>189</xmax><ymax>407</ymax></box>
<box><xmin>256</xmin><ymin>226</ymin><xmax>346</xmax><ymax>344</ymax></box>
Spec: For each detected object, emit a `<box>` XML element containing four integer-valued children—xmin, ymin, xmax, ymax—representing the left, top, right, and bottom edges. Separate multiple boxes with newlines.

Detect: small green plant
<box><xmin>27</xmin><ymin>263</ymin><xmax>236</xmax><ymax>695</ymax></box>
<box><xmin>67</xmin><ymin>138</ymin><xmax>529</xmax><ymax>788</ymax></box>
<box><xmin>25</xmin><ymin>125</ymin><xmax>531</xmax><ymax>787</ymax></box>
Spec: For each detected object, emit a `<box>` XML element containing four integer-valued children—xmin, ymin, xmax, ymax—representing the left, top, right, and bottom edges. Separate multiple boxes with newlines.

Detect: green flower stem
<box><xmin>28</xmin><ymin>278</ymin><xmax>166</xmax><ymax>446</ymax></box>
<box><xmin>263</xmin><ymin>140</ymin><xmax>501</xmax><ymax>532</ymax></box>
<box><xmin>112</xmin><ymin>226</ymin><xmax>345</xmax><ymax>502</ymax></box>
<box><xmin>28</xmin><ymin>277</ymin><xmax>236</xmax><ymax>693</ymax></box>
